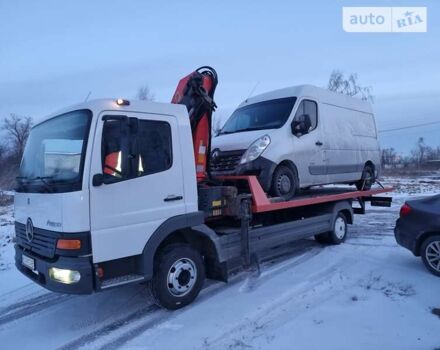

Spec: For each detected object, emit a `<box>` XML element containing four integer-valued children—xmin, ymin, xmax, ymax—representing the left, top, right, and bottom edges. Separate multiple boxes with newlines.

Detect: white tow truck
<box><xmin>14</xmin><ymin>67</ymin><xmax>392</xmax><ymax>309</ymax></box>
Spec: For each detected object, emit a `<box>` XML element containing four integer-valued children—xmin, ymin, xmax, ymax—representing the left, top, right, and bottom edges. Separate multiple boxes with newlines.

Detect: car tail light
<box><xmin>400</xmin><ymin>203</ymin><xmax>412</xmax><ymax>217</ymax></box>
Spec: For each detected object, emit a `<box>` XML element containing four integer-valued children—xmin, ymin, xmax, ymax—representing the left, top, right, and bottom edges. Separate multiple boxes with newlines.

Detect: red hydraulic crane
<box><xmin>171</xmin><ymin>66</ymin><xmax>218</xmax><ymax>182</ymax></box>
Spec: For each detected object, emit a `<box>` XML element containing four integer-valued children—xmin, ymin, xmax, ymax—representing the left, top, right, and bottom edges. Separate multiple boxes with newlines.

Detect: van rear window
<box><xmin>220</xmin><ymin>97</ymin><xmax>297</xmax><ymax>135</ymax></box>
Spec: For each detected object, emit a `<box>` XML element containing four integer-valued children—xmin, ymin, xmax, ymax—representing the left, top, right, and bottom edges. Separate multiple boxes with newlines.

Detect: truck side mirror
<box><xmin>291</xmin><ymin>114</ymin><xmax>311</xmax><ymax>137</ymax></box>
<box><xmin>92</xmin><ymin>174</ymin><xmax>104</xmax><ymax>187</ymax></box>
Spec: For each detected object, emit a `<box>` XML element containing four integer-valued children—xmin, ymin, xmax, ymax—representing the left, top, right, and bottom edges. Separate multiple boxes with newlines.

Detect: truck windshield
<box><xmin>17</xmin><ymin>109</ymin><xmax>92</xmax><ymax>193</ymax></box>
<box><xmin>219</xmin><ymin>97</ymin><xmax>297</xmax><ymax>135</ymax></box>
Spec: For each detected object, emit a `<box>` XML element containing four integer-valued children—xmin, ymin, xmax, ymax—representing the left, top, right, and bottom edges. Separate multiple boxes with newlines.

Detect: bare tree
<box><xmin>381</xmin><ymin>148</ymin><xmax>397</xmax><ymax>168</ymax></box>
<box><xmin>2</xmin><ymin>114</ymin><xmax>33</xmax><ymax>160</ymax></box>
<box><xmin>327</xmin><ymin>70</ymin><xmax>374</xmax><ymax>102</ymax></box>
<box><xmin>0</xmin><ymin>143</ymin><xmax>6</xmax><ymax>167</ymax></box>
<box><xmin>410</xmin><ymin>137</ymin><xmax>432</xmax><ymax>167</ymax></box>
<box><xmin>426</xmin><ymin>146</ymin><xmax>440</xmax><ymax>161</ymax></box>
<box><xmin>136</xmin><ymin>85</ymin><xmax>155</xmax><ymax>101</ymax></box>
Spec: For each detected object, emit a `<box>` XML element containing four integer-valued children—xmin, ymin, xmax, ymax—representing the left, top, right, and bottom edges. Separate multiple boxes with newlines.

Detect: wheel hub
<box><xmin>334</xmin><ymin>217</ymin><xmax>346</xmax><ymax>239</ymax></box>
<box><xmin>426</xmin><ymin>241</ymin><xmax>440</xmax><ymax>272</ymax></box>
<box><xmin>167</xmin><ymin>258</ymin><xmax>197</xmax><ymax>297</ymax></box>
<box><xmin>277</xmin><ymin>174</ymin><xmax>291</xmax><ymax>194</ymax></box>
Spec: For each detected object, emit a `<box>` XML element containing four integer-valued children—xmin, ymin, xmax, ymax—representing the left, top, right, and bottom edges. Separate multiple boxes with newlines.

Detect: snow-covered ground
<box><xmin>0</xmin><ymin>176</ymin><xmax>439</xmax><ymax>350</ymax></box>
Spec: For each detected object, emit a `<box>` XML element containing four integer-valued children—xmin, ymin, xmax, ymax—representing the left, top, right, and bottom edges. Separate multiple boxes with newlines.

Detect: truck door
<box><xmin>291</xmin><ymin>99</ymin><xmax>327</xmax><ymax>186</ymax></box>
<box><xmin>89</xmin><ymin>111</ymin><xmax>186</xmax><ymax>263</ymax></box>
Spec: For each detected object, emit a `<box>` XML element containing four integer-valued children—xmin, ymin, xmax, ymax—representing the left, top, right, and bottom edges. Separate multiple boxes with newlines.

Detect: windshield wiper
<box><xmin>35</xmin><ymin>177</ymin><xmax>55</xmax><ymax>193</ymax></box>
<box><xmin>16</xmin><ymin>176</ymin><xmax>55</xmax><ymax>193</ymax></box>
<box><xmin>237</xmin><ymin>127</ymin><xmax>269</xmax><ymax>132</ymax></box>
<box><xmin>15</xmin><ymin>176</ymin><xmax>29</xmax><ymax>191</ymax></box>
<box><xmin>22</xmin><ymin>176</ymin><xmax>55</xmax><ymax>192</ymax></box>
<box><xmin>218</xmin><ymin>130</ymin><xmax>234</xmax><ymax>135</ymax></box>
<box><xmin>221</xmin><ymin>127</ymin><xmax>269</xmax><ymax>135</ymax></box>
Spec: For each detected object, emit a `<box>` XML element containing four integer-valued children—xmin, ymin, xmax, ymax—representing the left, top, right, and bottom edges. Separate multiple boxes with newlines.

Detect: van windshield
<box><xmin>17</xmin><ymin>109</ymin><xmax>92</xmax><ymax>193</ymax></box>
<box><xmin>220</xmin><ymin>97</ymin><xmax>297</xmax><ymax>135</ymax></box>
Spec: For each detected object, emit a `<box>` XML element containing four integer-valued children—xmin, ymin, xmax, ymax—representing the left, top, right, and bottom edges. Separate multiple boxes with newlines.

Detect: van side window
<box><xmin>101</xmin><ymin>118</ymin><xmax>172</xmax><ymax>183</ymax></box>
<box><xmin>293</xmin><ymin>100</ymin><xmax>318</xmax><ymax>132</ymax></box>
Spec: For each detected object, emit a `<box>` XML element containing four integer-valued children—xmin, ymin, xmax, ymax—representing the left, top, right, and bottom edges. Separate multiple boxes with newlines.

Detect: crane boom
<box><xmin>171</xmin><ymin>66</ymin><xmax>218</xmax><ymax>182</ymax></box>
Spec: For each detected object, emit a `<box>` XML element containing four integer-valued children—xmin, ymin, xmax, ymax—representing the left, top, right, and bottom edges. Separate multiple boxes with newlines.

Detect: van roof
<box><xmin>239</xmin><ymin>84</ymin><xmax>373</xmax><ymax>113</ymax></box>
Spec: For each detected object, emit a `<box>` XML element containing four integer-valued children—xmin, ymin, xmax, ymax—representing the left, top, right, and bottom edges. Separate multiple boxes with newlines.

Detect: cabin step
<box><xmin>101</xmin><ymin>274</ymin><xmax>144</xmax><ymax>289</ymax></box>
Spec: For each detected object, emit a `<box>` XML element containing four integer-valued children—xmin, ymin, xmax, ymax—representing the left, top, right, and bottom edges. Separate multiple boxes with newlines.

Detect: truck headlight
<box><xmin>49</xmin><ymin>267</ymin><xmax>81</xmax><ymax>284</ymax></box>
<box><xmin>240</xmin><ymin>135</ymin><xmax>271</xmax><ymax>164</ymax></box>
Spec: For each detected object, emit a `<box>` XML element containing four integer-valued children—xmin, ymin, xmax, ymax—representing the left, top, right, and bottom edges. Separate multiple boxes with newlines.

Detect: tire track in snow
<box><xmin>201</xmin><ymin>260</ymin><xmax>347</xmax><ymax>350</ymax></box>
<box><xmin>239</xmin><ymin>246</ymin><xmax>322</xmax><ymax>293</ymax></box>
<box><xmin>57</xmin><ymin>282</ymin><xmax>234</xmax><ymax>350</ymax></box>
<box><xmin>0</xmin><ymin>293</ymin><xmax>71</xmax><ymax>327</ymax></box>
<box><xmin>0</xmin><ymin>282</ymin><xmax>33</xmax><ymax>298</ymax></box>
<box><xmin>56</xmin><ymin>243</ymin><xmax>322</xmax><ymax>350</ymax></box>
<box><xmin>94</xmin><ymin>311</ymin><xmax>170</xmax><ymax>350</ymax></box>
<box><xmin>56</xmin><ymin>304</ymin><xmax>159</xmax><ymax>350</ymax></box>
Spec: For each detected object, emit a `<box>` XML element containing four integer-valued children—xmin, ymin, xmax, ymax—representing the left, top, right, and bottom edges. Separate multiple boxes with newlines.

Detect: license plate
<box><xmin>22</xmin><ymin>254</ymin><xmax>36</xmax><ymax>272</ymax></box>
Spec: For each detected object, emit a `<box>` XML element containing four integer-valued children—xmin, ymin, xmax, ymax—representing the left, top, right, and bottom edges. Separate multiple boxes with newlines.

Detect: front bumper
<box><xmin>15</xmin><ymin>244</ymin><xmax>95</xmax><ymax>294</ymax></box>
<box><xmin>211</xmin><ymin>156</ymin><xmax>277</xmax><ymax>192</ymax></box>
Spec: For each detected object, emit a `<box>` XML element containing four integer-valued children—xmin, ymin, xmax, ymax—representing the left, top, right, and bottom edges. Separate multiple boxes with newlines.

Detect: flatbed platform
<box><xmin>219</xmin><ymin>175</ymin><xmax>393</xmax><ymax>213</ymax></box>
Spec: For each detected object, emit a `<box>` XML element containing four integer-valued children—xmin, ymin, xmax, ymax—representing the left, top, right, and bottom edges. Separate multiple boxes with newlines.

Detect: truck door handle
<box><xmin>164</xmin><ymin>195</ymin><xmax>183</xmax><ymax>202</ymax></box>
<box><xmin>315</xmin><ymin>141</ymin><xmax>323</xmax><ymax>146</ymax></box>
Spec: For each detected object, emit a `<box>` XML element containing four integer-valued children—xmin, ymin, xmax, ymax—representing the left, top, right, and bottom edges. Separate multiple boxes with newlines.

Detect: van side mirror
<box><xmin>291</xmin><ymin>114</ymin><xmax>311</xmax><ymax>137</ymax></box>
<box><xmin>92</xmin><ymin>173</ymin><xmax>104</xmax><ymax>187</ymax></box>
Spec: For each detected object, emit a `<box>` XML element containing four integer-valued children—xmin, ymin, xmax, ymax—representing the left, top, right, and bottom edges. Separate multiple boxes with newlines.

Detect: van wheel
<box><xmin>270</xmin><ymin>165</ymin><xmax>298</xmax><ymax>200</ymax></box>
<box><xmin>356</xmin><ymin>165</ymin><xmax>375</xmax><ymax>191</ymax></box>
<box><xmin>421</xmin><ymin>235</ymin><xmax>440</xmax><ymax>277</ymax></box>
<box><xmin>151</xmin><ymin>244</ymin><xmax>205</xmax><ymax>310</ymax></box>
<box><xmin>315</xmin><ymin>212</ymin><xmax>348</xmax><ymax>245</ymax></box>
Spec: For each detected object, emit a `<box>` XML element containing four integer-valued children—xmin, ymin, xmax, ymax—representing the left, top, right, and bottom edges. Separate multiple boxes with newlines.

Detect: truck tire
<box><xmin>151</xmin><ymin>243</ymin><xmax>205</xmax><ymax>310</ymax></box>
<box><xmin>270</xmin><ymin>165</ymin><xmax>298</xmax><ymax>200</ymax></box>
<box><xmin>315</xmin><ymin>212</ymin><xmax>348</xmax><ymax>245</ymax></box>
<box><xmin>356</xmin><ymin>165</ymin><xmax>375</xmax><ymax>191</ymax></box>
<box><xmin>420</xmin><ymin>235</ymin><xmax>440</xmax><ymax>277</ymax></box>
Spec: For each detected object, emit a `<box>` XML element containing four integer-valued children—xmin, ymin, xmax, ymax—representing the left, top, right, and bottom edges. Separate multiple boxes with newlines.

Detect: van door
<box><xmin>321</xmin><ymin>104</ymin><xmax>363</xmax><ymax>183</ymax></box>
<box><xmin>89</xmin><ymin>111</ymin><xmax>186</xmax><ymax>263</ymax></box>
<box><xmin>291</xmin><ymin>99</ymin><xmax>327</xmax><ymax>186</ymax></box>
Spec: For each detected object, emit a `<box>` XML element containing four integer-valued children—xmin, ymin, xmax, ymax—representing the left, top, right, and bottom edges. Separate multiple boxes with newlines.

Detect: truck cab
<box><xmin>14</xmin><ymin>99</ymin><xmax>201</xmax><ymax>294</ymax></box>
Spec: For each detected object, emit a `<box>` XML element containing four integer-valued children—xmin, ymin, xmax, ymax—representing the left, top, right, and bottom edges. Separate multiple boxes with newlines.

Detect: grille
<box><xmin>15</xmin><ymin>222</ymin><xmax>57</xmax><ymax>258</ymax></box>
<box><xmin>210</xmin><ymin>150</ymin><xmax>245</xmax><ymax>172</ymax></box>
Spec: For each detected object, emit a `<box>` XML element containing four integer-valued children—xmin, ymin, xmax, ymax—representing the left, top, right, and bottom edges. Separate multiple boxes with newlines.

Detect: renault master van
<box><xmin>210</xmin><ymin>85</ymin><xmax>381</xmax><ymax>199</ymax></box>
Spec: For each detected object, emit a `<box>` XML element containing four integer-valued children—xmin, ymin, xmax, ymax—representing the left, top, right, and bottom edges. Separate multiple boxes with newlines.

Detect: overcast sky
<box><xmin>1</xmin><ymin>0</ymin><xmax>439</xmax><ymax>154</ymax></box>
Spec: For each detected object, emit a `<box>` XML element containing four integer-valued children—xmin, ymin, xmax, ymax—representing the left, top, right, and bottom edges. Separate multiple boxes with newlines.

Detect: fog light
<box><xmin>49</xmin><ymin>267</ymin><xmax>81</xmax><ymax>284</ymax></box>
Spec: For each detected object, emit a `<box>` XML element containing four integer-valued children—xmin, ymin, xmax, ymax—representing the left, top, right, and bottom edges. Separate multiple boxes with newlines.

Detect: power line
<box><xmin>378</xmin><ymin>120</ymin><xmax>440</xmax><ymax>133</ymax></box>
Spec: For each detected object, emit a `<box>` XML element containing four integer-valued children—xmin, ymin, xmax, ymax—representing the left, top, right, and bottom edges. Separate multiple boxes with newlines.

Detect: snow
<box><xmin>0</xmin><ymin>177</ymin><xmax>439</xmax><ymax>350</ymax></box>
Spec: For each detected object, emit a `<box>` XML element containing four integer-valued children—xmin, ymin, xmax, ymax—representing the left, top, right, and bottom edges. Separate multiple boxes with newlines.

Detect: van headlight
<box><xmin>240</xmin><ymin>135</ymin><xmax>271</xmax><ymax>164</ymax></box>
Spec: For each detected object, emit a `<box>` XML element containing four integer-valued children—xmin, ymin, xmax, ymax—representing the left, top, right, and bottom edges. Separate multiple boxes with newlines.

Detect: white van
<box><xmin>210</xmin><ymin>85</ymin><xmax>381</xmax><ymax>199</ymax></box>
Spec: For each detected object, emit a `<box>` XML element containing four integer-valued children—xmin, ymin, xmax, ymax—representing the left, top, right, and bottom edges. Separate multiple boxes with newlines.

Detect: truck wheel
<box><xmin>151</xmin><ymin>244</ymin><xmax>205</xmax><ymax>310</ymax></box>
<box><xmin>421</xmin><ymin>235</ymin><xmax>440</xmax><ymax>277</ymax></box>
<box><xmin>356</xmin><ymin>165</ymin><xmax>375</xmax><ymax>191</ymax></box>
<box><xmin>270</xmin><ymin>165</ymin><xmax>298</xmax><ymax>200</ymax></box>
<box><xmin>315</xmin><ymin>212</ymin><xmax>348</xmax><ymax>245</ymax></box>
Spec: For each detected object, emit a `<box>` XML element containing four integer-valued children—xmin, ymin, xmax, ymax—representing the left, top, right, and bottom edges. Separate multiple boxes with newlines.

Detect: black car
<box><xmin>395</xmin><ymin>194</ymin><xmax>440</xmax><ymax>276</ymax></box>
